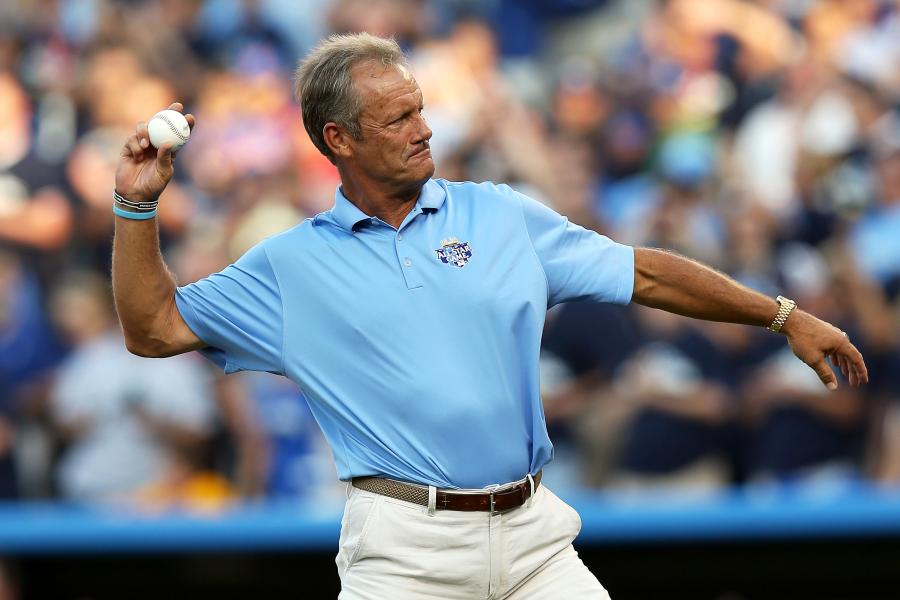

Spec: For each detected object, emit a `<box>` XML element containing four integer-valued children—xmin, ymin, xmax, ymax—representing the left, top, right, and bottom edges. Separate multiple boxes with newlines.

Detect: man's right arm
<box><xmin>112</xmin><ymin>102</ymin><xmax>204</xmax><ymax>358</ymax></box>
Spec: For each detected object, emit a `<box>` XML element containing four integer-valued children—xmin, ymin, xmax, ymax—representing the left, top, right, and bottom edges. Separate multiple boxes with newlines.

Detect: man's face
<box><xmin>346</xmin><ymin>62</ymin><xmax>434</xmax><ymax>191</ymax></box>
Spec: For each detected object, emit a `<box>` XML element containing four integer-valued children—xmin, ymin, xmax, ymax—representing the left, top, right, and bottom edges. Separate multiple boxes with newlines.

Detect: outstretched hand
<box><xmin>115</xmin><ymin>102</ymin><xmax>195</xmax><ymax>202</ymax></box>
<box><xmin>782</xmin><ymin>310</ymin><xmax>869</xmax><ymax>391</ymax></box>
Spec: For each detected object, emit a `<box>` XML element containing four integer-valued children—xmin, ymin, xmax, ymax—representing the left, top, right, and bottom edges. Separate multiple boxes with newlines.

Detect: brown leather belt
<box><xmin>352</xmin><ymin>471</ymin><xmax>542</xmax><ymax>513</ymax></box>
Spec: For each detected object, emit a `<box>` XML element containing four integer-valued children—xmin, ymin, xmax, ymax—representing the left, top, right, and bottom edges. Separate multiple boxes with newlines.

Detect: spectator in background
<box><xmin>850</xmin><ymin>124</ymin><xmax>900</xmax><ymax>299</ymax></box>
<box><xmin>641</xmin><ymin>132</ymin><xmax>726</xmax><ymax>268</ymax></box>
<box><xmin>603</xmin><ymin>308</ymin><xmax>739</xmax><ymax>493</ymax></box>
<box><xmin>539</xmin><ymin>301</ymin><xmax>638</xmax><ymax>490</ymax></box>
<box><xmin>732</xmin><ymin>56</ymin><xmax>826</xmax><ymax>222</ymax></box>
<box><xmin>591</xmin><ymin>109</ymin><xmax>656</xmax><ymax>240</ymax></box>
<box><xmin>238</xmin><ymin>373</ymin><xmax>344</xmax><ymax>503</ymax></box>
<box><xmin>0</xmin><ymin>249</ymin><xmax>64</xmax><ymax>499</ymax></box>
<box><xmin>47</xmin><ymin>270</ymin><xmax>217</xmax><ymax>502</ymax></box>
<box><xmin>0</xmin><ymin>73</ymin><xmax>73</xmax><ymax>274</ymax></box>
<box><xmin>133</xmin><ymin>434</ymin><xmax>237</xmax><ymax>514</ymax></box>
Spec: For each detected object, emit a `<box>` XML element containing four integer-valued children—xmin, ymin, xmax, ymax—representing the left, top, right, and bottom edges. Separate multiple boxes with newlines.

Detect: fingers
<box><xmin>123</xmin><ymin>134</ymin><xmax>143</xmax><ymax>161</ymax></box>
<box><xmin>834</xmin><ymin>336</ymin><xmax>868</xmax><ymax>388</ymax></box>
<box><xmin>811</xmin><ymin>356</ymin><xmax>838</xmax><ymax>391</ymax></box>
<box><xmin>137</xmin><ymin>121</ymin><xmax>149</xmax><ymax>147</ymax></box>
<box><xmin>845</xmin><ymin>341</ymin><xmax>869</xmax><ymax>385</ymax></box>
<box><xmin>831</xmin><ymin>353</ymin><xmax>848</xmax><ymax>379</ymax></box>
<box><xmin>120</xmin><ymin>122</ymin><xmax>151</xmax><ymax>162</ymax></box>
<box><xmin>828</xmin><ymin>336</ymin><xmax>868</xmax><ymax>388</ymax></box>
<box><xmin>165</xmin><ymin>103</ymin><xmax>194</xmax><ymax>129</ymax></box>
<box><xmin>837</xmin><ymin>353</ymin><xmax>856</xmax><ymax>387</ymax></box>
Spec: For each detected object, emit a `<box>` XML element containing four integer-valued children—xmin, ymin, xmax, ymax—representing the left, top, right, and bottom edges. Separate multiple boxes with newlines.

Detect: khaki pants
<box><xmin>337</xmin><ymin>484</ymin><xmax>611</xmax><ymax>599</ymax></box>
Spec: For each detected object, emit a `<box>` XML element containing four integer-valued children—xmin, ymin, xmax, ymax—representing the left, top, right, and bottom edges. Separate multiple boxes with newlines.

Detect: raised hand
<box><xmin>115</xmin><ymin>102</ymin><xmax>195</xmax><ymax>202</ymax></box>
<box><xmin>783</xmin><ymin>310</ymin><xmax>869</xmax><ymax>391</ymax></box>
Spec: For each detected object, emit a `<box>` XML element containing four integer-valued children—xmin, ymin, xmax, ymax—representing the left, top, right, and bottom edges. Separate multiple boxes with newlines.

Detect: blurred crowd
<box><xmin>0</xmin><ymin>0</ymin><xmax>898</xmax><ymax>511</ymax></box>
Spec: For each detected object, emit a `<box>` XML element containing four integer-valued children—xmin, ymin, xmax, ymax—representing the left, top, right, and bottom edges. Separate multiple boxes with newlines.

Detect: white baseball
<box><xmin>147</xmin><ymin>109</ymin><xmax>191</xmax><ymax>150</ymax></box>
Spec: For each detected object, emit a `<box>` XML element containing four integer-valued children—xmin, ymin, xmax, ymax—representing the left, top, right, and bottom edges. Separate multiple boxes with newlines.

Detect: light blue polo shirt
<box><xmin>175</xmin><ymin>179</ymin><xmax>633</xmax><ymax>489</ymax></box>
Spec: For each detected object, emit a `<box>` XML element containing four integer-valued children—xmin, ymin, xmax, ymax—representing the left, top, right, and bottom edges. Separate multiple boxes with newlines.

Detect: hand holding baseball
<box><xmin>115</xmin><ymin>102</ymin><xmax>194</xmax><ymax>203</ymax></box>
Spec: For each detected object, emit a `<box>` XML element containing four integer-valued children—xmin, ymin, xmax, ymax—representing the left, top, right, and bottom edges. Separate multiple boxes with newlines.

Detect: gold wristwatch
<box><xmin>767</xmin><ymin>295</ymin><xmax>796</xmax><ymax>333</ymax></box>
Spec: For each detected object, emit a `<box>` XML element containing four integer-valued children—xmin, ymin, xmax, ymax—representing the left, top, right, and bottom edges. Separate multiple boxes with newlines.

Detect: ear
<box><xmin>323</xmin><ymin>122</ymin><xmax>353</xmax><ymax>160</ymax></box>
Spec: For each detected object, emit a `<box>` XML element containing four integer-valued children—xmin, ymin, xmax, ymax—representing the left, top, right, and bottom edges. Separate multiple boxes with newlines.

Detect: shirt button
<box><xmin>404</xmin><ymin>258</ymin><xmax>412</xmax><ymax>267</ymax></box>
<box><xmin>397</xmin><ymin>234</ymin><xmax>403</xmax><ymax>241</ymax></box>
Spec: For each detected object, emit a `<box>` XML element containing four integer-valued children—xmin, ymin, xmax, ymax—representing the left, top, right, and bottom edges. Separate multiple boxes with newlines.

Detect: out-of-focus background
<box><xmin>0</xmin><ymin>0</ymin><xmax>899</xmax><ymax>598</ymax></box>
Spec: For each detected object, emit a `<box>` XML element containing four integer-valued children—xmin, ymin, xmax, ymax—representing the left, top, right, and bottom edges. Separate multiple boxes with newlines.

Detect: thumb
<box><xmin>156</xmin><ymin>143</ymin><xmax>175</xmax><ymax>173</ymax></box>
<box><xmin>810</xmin><ymin>357</ymin><xmax>838</xmax><ymax>391</ymax></box>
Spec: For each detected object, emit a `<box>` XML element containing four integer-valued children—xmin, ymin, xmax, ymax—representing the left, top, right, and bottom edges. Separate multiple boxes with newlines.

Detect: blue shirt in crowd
<box><xmin>174</xmin><ymin>179</ymin><xmax>634</xmax><ymax>489</ymax></box>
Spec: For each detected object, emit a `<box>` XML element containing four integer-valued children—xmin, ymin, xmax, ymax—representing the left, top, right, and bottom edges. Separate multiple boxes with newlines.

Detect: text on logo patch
<box><xmin>435</xmin><ymin>237</ymin><xmax>472</xmax><ymax>267</ymax></box>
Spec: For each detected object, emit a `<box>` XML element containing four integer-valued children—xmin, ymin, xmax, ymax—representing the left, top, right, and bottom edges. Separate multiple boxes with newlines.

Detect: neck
<box><xmin>337</xmin><ymin>166</ymin><xmax>423</xmax><ymax>229</ymax></box>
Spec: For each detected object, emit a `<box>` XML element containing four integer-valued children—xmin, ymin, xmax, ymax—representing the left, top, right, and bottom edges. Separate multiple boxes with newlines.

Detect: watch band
<box><xmin>767</xmin><ymin>295</ymin><xmax>796</xmax><ymax>333</ymax></box>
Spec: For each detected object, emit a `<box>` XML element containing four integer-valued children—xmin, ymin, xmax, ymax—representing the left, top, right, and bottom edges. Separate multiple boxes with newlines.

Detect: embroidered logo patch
<box><xmin>435</xmin><ymin>237</ymin><xmax>472</xmax><ymax>267</ymax></box>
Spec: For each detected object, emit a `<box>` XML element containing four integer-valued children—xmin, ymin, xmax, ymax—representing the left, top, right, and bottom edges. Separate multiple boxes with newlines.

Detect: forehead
<box><xmin>351</xmin><ymin>61</ymin><xmax>421</xmax><ymax>114</ymax></box>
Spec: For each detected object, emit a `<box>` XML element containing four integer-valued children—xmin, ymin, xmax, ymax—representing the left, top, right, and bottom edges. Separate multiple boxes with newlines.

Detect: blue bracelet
<box><xmin>113</xmin><ymin>204</ymin><xmax>157</xmax><ymax>220</ymax></box>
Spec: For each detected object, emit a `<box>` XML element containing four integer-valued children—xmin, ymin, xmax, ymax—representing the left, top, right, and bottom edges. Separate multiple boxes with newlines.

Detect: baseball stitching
<box><xmin>155</xmin><ymin>114</ymin><xmax>188</xmax><ymax>143</ymax></box>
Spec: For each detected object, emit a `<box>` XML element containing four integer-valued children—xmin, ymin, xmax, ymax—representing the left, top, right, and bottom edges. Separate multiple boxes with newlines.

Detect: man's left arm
<box><xmin>632</xmin><ymin>247</ymin><xmax>869</xmax><ymax>391</ymax></box>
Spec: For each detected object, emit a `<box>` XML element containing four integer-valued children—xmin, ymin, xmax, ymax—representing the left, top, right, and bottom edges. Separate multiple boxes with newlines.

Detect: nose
<box><xmin>412</xmin><ymin>111</ymin><xmax>432</xmax><ymax>145</ymax></box>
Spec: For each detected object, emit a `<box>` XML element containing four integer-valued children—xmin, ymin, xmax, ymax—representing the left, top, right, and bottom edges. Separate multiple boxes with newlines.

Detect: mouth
<box><xmin>408</xmin><ymin>146</ymin><xmax>432</xmax><ymax>160</ymax></box>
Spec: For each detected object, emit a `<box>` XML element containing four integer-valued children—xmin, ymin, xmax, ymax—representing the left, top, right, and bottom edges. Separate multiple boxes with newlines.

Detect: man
<box><xmin>112</xmin><ymin>33</ymin><xmax>868</xmax><ymax>599</ymax></box>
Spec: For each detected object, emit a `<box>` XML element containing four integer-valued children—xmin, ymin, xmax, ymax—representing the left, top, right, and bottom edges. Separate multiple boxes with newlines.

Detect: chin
<box><xmin>404</xmin><ymin>160</ymin><xmax>435</xmax><ymax>186</ymax></box>
<box><xmin>419</xmin><ymin>159</ymin><xmax>436</xmax><ymax>180</ymax></box>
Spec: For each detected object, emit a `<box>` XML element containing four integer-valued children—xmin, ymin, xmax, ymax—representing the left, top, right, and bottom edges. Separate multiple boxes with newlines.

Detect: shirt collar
<box><xmin>331</xmin><ymin>178</ymin><xmax>447</xmax><ymax>232</ymax></box>
<box><xmin>418</xmin><ymin>178</ymin><xmax>446</xmax><ymax>213</ymax></box>
<box><xmin>331</xmin><ymin>186</ymin><xmax>372</xmax><ymax>232</ymax></box>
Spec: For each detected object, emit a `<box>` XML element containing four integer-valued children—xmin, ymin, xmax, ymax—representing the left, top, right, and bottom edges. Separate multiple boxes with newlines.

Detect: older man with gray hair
<box><xmin>112</xmin><ymin>33</ymin><xmax>867</xmax><ymax>599</ymax></box>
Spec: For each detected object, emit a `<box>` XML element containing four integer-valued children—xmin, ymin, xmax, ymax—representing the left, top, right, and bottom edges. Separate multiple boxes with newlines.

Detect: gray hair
<box><xmin>294</xmin><ymin>33</ymin><xmax>406</xmax><ymax>162</ymax></box>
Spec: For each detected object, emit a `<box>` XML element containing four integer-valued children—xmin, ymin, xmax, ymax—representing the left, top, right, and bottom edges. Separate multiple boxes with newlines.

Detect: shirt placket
<box><xmin>395</xmin><ymin>208</ymin><xmax>424</xmax><ymax>290</ymax></box>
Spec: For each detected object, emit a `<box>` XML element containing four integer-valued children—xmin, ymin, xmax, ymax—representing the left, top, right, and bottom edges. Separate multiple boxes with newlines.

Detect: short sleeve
<box><xmin>175</xmin><ymin>242</ymin><xmax>283</xmax><ymax>375</ymax></box>
<box><xmin>512</xmin><ymin>186</ymin><xmax>634</xmax><ymax>307</ymax></box>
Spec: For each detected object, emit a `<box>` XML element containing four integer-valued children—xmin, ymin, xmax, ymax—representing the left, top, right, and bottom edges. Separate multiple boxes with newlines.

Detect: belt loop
<box><xmin>526</xmin><ymin>473</ymin><xmax>535</xmax><ymax>509</ymax></box>
<box><xmin>427</xmin><ymin>485</ymin><xmax>437</xmax><ymax>516</ymax></box>
<box><xmin>346</xmin><ymin>481</ymin><xmax>353</xmax><ymax>499</ymax></box>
